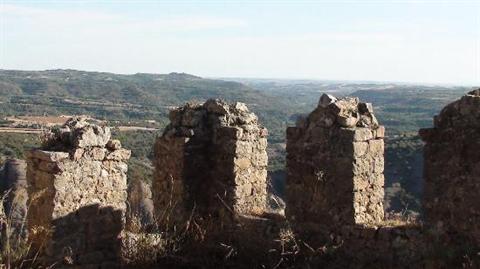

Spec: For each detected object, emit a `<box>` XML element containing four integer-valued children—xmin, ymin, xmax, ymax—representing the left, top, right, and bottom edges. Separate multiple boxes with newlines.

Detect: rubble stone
<box><xmin>26</xmin><ymin>118</ymin><xmax>130</xmax><ymax>266</ymax></box>
<box><xmin>285</xmin><ymin>94</ymin><xmax>385</xmax><ymax>230</ymax></box>
<box><xmin>153</xmin><ymin>99</ymin><xmax>268</xmax><ymax>224</ymax></box>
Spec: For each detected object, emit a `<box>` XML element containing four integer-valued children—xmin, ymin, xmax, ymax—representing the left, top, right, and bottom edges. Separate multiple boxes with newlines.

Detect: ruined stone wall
<box><xmin>13</xmin><ymin>90</ymin><xmax>480</xmax><ymax>267</ymax></box>
<box><xmin>289</xmin><ymin>222</ymin><xmax>425</xmax><ymax>268</ymax></box>
<box><xmin>26</xmin><ymin>118</ymin><xmax>130</xmax><ymax>267</ymax></box>
<box><xmin>153</xmin><ymin>99</ymin><xmax>268</xmax><ymax>224</ymax></box>
<box><xmin>286</xmin><ymin>94</ymin><xmax>385</xmax><ymax>230</ymax></box>
<box><xmin>420</xmin><ymin>89</ymin><xmax>480</xmax><ymax>244</ymax></box>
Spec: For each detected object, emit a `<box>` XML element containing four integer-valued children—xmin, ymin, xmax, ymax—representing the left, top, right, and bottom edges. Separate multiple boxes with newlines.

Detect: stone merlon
<box><xmin>286</xmin><ymin>94</ymin><xmax>385</xmax><ymax>230</ymax></box>
<box><xmin>420</xmin><ymin>89</ymin><xmax>480</xmax><ymax>245</ymax></box>
<box><xmin>153</xmin><ymin>99</ymin><xmax>268</xmax><ymax>225</ymax></box>
<box><xmin>26</xmin><ymin>118</ymin><xmax>130</xmax><ymax>267</ymax></box>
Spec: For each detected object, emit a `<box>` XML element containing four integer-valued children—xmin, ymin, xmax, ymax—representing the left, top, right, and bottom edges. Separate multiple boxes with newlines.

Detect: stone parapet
<box><xmin>153</xmin><ymin>99</ymin><xmax>268</xmax><ymax>225</ymax></box>
<box><xmin>420</xmin><ymin>89</ymin><xmax>480</xmax><ymax>245</ymax></box>
<box><xmin>286</xmin><ymin>94</ymin><xmax>385</xmax><ymax>230</ymax></box>
<box><xmin>26</xmin><ymin>118</ymin><xmax>130</xmax><ymax>267</ymax></box>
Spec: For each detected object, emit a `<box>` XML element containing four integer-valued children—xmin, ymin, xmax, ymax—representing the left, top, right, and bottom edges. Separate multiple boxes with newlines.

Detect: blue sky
<box><xmin>1</xmin><ymin>0</ymin><xmax>479</xmax><ymax>85</ymax></box>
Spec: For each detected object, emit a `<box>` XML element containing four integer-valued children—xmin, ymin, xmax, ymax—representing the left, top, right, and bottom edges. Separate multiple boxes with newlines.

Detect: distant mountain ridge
<box><xmin>0</xmin><ymin>69</ymin><xmax>269</xmax><ymax>107</ymax></box>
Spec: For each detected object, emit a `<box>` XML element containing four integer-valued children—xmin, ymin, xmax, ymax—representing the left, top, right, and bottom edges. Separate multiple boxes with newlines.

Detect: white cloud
<box><xmin>0</xmin><ymin>3</ymin><xmax>119</xmax><ymax>23</ymax></box>
<box><xmin>0</xmin><ymin>4</ymin><xmax>247</xmax><ymax>32</ymax></box>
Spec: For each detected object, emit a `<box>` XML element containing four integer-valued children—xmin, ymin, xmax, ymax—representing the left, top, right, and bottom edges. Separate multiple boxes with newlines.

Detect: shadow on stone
<box><xmin>45</xmin><ymin>204</ymin><xmax>124</xmax><ymax>267</ymax></box>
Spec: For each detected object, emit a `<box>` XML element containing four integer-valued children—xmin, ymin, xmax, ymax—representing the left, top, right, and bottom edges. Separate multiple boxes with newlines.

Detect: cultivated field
<box><xmin>1</xmin><ymin>115</ymin><xmax>158</xmax><ymax>133</ymax></box>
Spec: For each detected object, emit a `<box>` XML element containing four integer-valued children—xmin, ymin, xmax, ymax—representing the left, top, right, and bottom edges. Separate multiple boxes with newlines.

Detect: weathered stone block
<box><xmin>27</xmin><ymin>150</ymin><xmax>70</xmax><ymax>162</ymax></box>
<box><xmin>72</xmin><ymin>124</ymin><xmax>111</xmax><ymax>148</ymax></box>
<box><xmin>353</xmin><ymin>128</ymin><xmax>374</xmax><ymax>142</ymax></box>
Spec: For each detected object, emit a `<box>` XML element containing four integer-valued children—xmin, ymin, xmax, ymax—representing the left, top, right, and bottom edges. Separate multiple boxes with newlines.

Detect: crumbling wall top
<box><xmin>163</xmin><ymin>99</ymin><xmax>267</xmax><ymax>140</ymax></box>
<box><xmin>42</xmin><ymin>117</ymin><xmax>112</xmax><ymax>151</ymax></box>
<box><xmin>420</xmin><ymin>89</ymin><xmax>480</xmax><ymax>141</ymax></box>
<box><xmin>435</xmin><ymin>89</ymin><xmax>479</xmax><ymax>128</ymax></box>
<box><xmin>35</xmin><ymin>117</ymin><xmax>130</xmax><ymax>161</ymax></box>
<box><xmin>297</xmin><ymin>94</ymin><xmax>380</xmax><ymax>130</ymax></box>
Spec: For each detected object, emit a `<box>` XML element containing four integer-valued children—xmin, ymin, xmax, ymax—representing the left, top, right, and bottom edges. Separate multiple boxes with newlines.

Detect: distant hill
<box><xmin>351</xmin><ymin>88</ymin><xmax>465</xmax><ymax>134</ymax></box>
<box><xmin>0</xmin><ymin>69</ymin><xmax>294</xmax><ymax>144</ymax></box>
<box><xmin>0</xmin><ymin>69</ymin><xmax>269</xmax><ymax>106</ymax></box>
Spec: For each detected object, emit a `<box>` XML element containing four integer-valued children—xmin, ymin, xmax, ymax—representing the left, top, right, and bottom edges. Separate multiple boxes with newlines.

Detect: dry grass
<box><xmin>0</xmin><ymin>189</ymin><xmax>52</xmax><ymax>269</ymax></box>
<box><xmin>383</xmin><ymin>211</ymin><xmax>420</xmax><ymax>227</ymax></box>
<box><xmin>2</xmin><ymin>177</ymin><xmax>460</xmax><ymax>269</ymax></box>
<box><xmin>121</xmin><ymin>188</ymin><xmax>198</xmax><ymax>267</ymax></box>
<box><xmin>121</xmin><ymin>229</ymin><xmax>166</xmax><ymax>266</ymax></box>
<box><xmin>121</xmin><ymin>180</ymin><xmax>294</xmax><ymax>268</ymax></box>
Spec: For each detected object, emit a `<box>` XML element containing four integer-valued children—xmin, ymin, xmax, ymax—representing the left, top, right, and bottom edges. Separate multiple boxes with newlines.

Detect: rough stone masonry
<box><xmin>420</xmin><ymin>89</ymin><xmax>480</xmax><ymax>245</ymax></box>
<box><xmin>286</xmin><ymin>94</ymin><xmax>385</xmax><ymax>230</ymax></box>
<box><xmin>153</xmin><ymin>99</ymin><xmax>268</xmax><ymax>224</ymax></box>
<box><xmin>26</xmin><ymin>118</ymin><xmax>131</xmax><ymax>267</ymax></box>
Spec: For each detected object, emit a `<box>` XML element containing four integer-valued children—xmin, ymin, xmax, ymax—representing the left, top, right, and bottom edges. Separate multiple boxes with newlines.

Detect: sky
<box><xmin>0</xmin><ymin>0</ymin><xmax>479</xmax><ymax>85</ymax></box>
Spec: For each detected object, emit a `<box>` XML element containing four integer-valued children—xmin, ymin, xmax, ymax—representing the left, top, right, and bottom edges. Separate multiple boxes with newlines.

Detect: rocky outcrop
<box><xmin>0</xmin><ymin>159</ymin><xmax>28</xmax><ymax>239</ymax></box>
<box><xmin>26</xmin><ymin>118</ymin><xmax>130</xmax><ymax>267</ymax></box>
<box><xmin>286</xmin><ymin>94</ymin><xmax>385</xmax><ymax>231</ymax></box>
<box><xmin>0</xmin><ymin>159</ymin><xmax>27</xmax><ymax>192</ymax></box>
<box><xmin>420</xmin><ymin>89</ymin><xmax>480</xmax><ymax>244</ymax></box>
<box><xmin>127</xmin><ymin>178</ymin><xmax>154</xmax><ymax>228</ymax></box>
<box><xmin>153</xmin><ymin>99</ymin><xmax>268</xmax><ymax>225</ymax></box>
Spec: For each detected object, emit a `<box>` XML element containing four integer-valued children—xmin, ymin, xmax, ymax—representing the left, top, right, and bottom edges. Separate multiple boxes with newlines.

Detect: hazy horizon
<box><xmin>1</xmin><ymin>67</ymin><xmax>476</xmax><ymax>88</ymax></box>
<box><xmin>1</xmin><ymin>1</ymin><xmax>479</xmax><ymax>85</ymax></box>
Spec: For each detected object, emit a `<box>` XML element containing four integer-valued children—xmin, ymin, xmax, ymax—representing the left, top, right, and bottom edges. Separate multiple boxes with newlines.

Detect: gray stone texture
<box><xmin>420</xmin><ymin>89</ymin><xmax>480</xmax><ymax>244</ymax></box>
<box><xmin>153</xmin><ymin>99</ymin><xmax>268</xmax><ymax>224</ymax></box>
<box><xmin>26</xmin><ymin>118</ymin><xmax>130</xmax><ymax>266</ymax></box>
<box><xmin>286</xmin><ymin>94</ymin><xmax>385</xmax><ymax>229</ymax></box>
